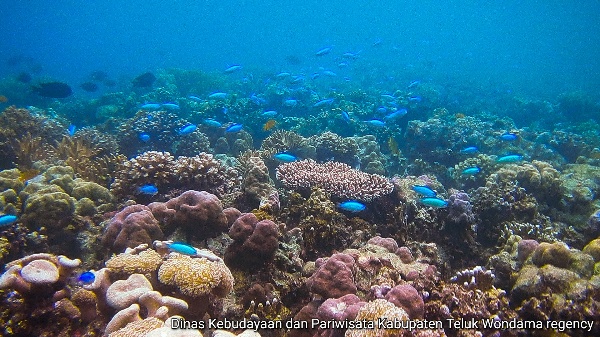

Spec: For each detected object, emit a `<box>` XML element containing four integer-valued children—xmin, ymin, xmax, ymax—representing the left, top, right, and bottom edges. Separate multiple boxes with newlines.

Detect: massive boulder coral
<box><xmin>276</xmin><ymin>159</ymin><xmax>393</xmax><ymax>202</ymax></box>
<box><xmin>102</xmin><ymin>204</ymin><xmax>164</xmax><ymax>253</ymax></box>
<box><xmin>149</xmin><ymin>190</ymin><xmax>232</xmax><ymax>240</ymax></box>
<box><xmin>224</xmin><ymin>213</ymin><xmax>280</xmax><ymax>268</ymax></box>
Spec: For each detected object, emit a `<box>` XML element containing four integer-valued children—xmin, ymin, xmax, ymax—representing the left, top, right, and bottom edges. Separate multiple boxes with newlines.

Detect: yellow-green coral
<box><xmin>106</xmin><ymin>249</ymin><xmax>163</xmax><ymax>276</ymax></box>
<box><xmin>158</xmin><ymin>253</ymin><xmax>234</xmax><ymax>298</ymax></box>
<box><xmin>345</xmin><ymin>299</ymin><xmax>409</xmax><ymax>337</ymax></box>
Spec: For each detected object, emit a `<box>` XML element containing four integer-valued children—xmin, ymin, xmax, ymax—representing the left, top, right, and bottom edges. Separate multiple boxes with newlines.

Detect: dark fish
<box><xmin>80</xmin><ymin>82</ymin><xmax>99</xmax><ymax>92</ymax></box>
<box><xmin>89</xmin><ymin>70</ymin><xmax>108</xmax><ymax>82</ymax></box>
<box><xmin>285</xmin><ymin>55</ymin><xmax>302</xmax><ymax>65</ymax></box>
<box><xmin>32</xmin><ymin>82</ymin><xmax>73</xmax><ymax>98</ymax></box>
<box><xmin>132</xmin><ymin>72</ymin><xmax>156</xmax><ymax>88</ymax></box>
<box><xmin>16</xmin><ymin>72</ymin><xmax>32</xmax><ymax>83</ymax></box>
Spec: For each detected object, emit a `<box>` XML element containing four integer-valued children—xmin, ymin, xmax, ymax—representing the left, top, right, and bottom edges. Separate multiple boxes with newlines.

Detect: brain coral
<box><xmin>158</xmin><ymin>253</ymin><xmax>234</xmax><ymax>298</ymax></box>
<box><xmin>102</xmin><ymin>204</ymin><xmax>164</xmax><ymax>253</ymax></box>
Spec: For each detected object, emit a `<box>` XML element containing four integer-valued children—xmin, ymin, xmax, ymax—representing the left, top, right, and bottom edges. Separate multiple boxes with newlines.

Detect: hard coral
<box><xmin>276</xmin><ymin>159</ymin><xmax>393</xmax><ymax>202</ymax></box>
<box><xmin>102</xmin><ymin>204</ymin><xmax>164</xmax><ymax>253</ymax></box>
<box><xmin>149</xmin><ymin>190</ymin><xmax>229</xmax><ymax>240</ymax></box>
<box><xmin>307</xmin><ymin>253</ymin><xmax>357</xmax><ymax>299</ymax></box>
<box><xmin>158</xmin><ymin>253</ymin><xmax>234</xmax><ymax>298</ymax></box>
<box><xmin>225</xmin><ymin>213</ymin><xmax>280</xmax><ymax>268</ymax></box>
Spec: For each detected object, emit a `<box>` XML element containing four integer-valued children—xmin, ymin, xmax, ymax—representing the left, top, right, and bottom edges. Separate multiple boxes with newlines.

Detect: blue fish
<box><xmin>262</xmin><ymin>110</ymin><xmax>278</xmax><ymax>117</ymax></box>
<box><xmin>290</xmin><ymin>76</ymin><xmax>305</xmax><ymax>84</ymax></box>
<box><xmin>161</xmin><ymin>103</ymin><xmax>180</xmax><ymax>110</ymax></box>
<box><xmin>384</xmin><ymin>108</ymin><xmax>408</xmax><ymax>120</ymax></box>
<box><xmin>141</xmin><ymin>103</ymin><xmax>161</xmax><ymax>110</ymax></box>
<box><xmin>408</xmin><ymin>80</ymin><xmax>420</xmax><ymax>88</ymax></box>
<box><xmin>249</xmin><ymin>94</ymin><xmax>266</xmax><ymax>105</ymax></box>
<box><xmin>412</xmin><ymin>185</ymin><xmax>437</xmax><ymax>197</ymax></box>
<box><xmin>68</xmin><ymin>124</ymin><xmax>76</xmax><ymax>136</ymax></box>
<box><xmin>315</xmin><ymin>47</ymin><xmax>332</xmax><ymax>56</ymax></box>
<box><xmin>139</xmin><ymin>133</ymin><xmax>151</xmax><ymax>142</ymax></box>
<box><xmin>364</xmin><ymin>119</ymin><xmax>386</xmax><ymax>127</ymax></box>
<box><xmin>500</xmin><ymin>132</ymin><xmax>518</xmax><ymax>141</ymax></box>
<box><xmin>408</xmin><ymin>96</ymin><xmax>422</xmax><ymax>103</ymax></box>
<box><xmin>341</xmin><ymin>111</ymin><xmax>351</xmax><ymax>123</ymax></box>
<box><xmin>376</xmin><ymin>106</ymin><xmax>387</xmax><ymax>114</ymax></box>
<box><xmin>0</xmin><ymin>214</ymin><xmax>18</xmax><ymax>227</ymax></box>
<box><xmin>311</xmin><ymin>73</ymin><xmax>320</xmax><ymax>80</ymax></box>
<box><xmin>178</xmin><ymin>124</ymin><xmax>197</xmax><ymax>135</ymax></box>
<box><xmin>275</xmin><ymin>72</ymin><xmax>291</xmax><ymax>78</ymax></box>
<box><xmin>167</xmin><ymin>242</ymin><xmax>197</xmax><ymax>256</ymax></box>
<box><xmin>138</xmin><ymin>184</ymin><xmax>158</xmax><ymax>195</ymax></box>
<box><xmin>225</xmin><ymin>123</ymin><xmax>243</xmax><ymax>133</ymax></box>
<box><xmin>313</xmin><ymin>99</ymin><xmax>334</xmax><ymax>107</ymax></box>
<box><xmin>497</xmin><ymin>154</ymin><xmax>524</xmax><ymax>163</ymax></box>
<box><xmin>283</xmin><ymin>99</ymin><xmax>298</xmax><ymax>107</ymax></box>
<box><xmin>203</xmin><ymin>119</ymin><xmax>222</xmax><ymax>127</ymax></box>
<box><xmin>273</xmin><ymin>153</ymin><xmax>298</xmax><ymax>162</ymax></box>
<box><xmin>461</xmin><ymin>167</ymin><xmax>481</xmax><ymax>175</ymax></box>
<box><xmin>77</xmin><ymin>271</ymin><xmax>95</xmax><ymax>284</ymax></box>
<box><xmin>420</xmin><ymin>197</ymin><xmax>448</xmax><ymax>208</ymax></box>
<box><xmin>338</xmin><ymin>200</ymin><xmax>366</xmax><ymax>213</ymax></box>
<box><xmin>322</xmin><ymin>70</ymin><xmax>337</xmax><ymax>77</ymax></box>
<box><xmin>209</xmin><ymin>92</ymin><xmax>228</xmax><ymax>100</ymax></box>
<box><xmin>381</xmin><ymin>94</ymin><xmax>396</xmax><ymax>101</ymax></box>
<box><xmin>188</xmin><ymin>95</ymin><xmax>202</xmax><ymax>102</ymax></box>
<box><xmin>224</xmin><ymin>65</ymin><xmax>243</xmax><ymax>73</ymax></box>
<box><xmin>460</xmin><ymin>146</ymin><xmax>479</xmax><ymax>154</ymax></box>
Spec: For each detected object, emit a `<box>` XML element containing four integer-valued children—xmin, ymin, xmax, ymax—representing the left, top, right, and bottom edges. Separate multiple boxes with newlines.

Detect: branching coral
<box><xmin>276</xmin><ymin>159</ymin><xmax>393</xmax><ymax>202</ymax></box>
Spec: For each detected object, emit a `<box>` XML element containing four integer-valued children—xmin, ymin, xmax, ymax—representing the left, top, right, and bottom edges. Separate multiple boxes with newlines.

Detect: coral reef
<box><xmin>224</xmin><ymin>213</ymin><xmax>280</xmax><ymax>268</ymax></box>
<box><xmin>101</xmin><ymin>205</ymin><xmax>164</xmax><ymax>253</ymax></box>
<box><xmin>276</xmin><ymin>159</ymin><xmax>393</xmax><ymax>202</ymax></box>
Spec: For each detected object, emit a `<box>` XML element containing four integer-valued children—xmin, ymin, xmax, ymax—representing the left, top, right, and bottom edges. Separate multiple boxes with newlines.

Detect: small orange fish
<box><xmin>18</xmin><ymin>169</ymin><xmax>40</xmax><ymax>183</ymax></box>
<box><xmin>263</xmin><ymin>119</ymin><xmax>276</xmax><ymax>131</ymax></box>
<box><xmin>0</xmin><ymin>95</ymin><xmax>8</xmax><ymax>103</ymax></box>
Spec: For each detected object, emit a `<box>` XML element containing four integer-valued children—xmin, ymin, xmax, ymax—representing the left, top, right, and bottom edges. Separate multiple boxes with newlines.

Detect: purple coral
<box><xmin>224</xmin><ymin>213</ymin><xmax>280</xmax><ymax>268</ymax></box>
<box><xmin>445</xmin><ymin>191</ymin><xmax>475</xmax><ymax>229</ymax></box>
<box><xmin>148</xmin><ymin>190</ymin><xmax>229</xmax><ymax>240</ymax></box>
<box><xmin>306</xmin><ymin>253</ymin><xmax>357</xmax><ymax>298</ymax></box>
<box><xmin>101</xmin><ymin>204</ymin><xmax>164</xmax><ymax>253</ymax></box>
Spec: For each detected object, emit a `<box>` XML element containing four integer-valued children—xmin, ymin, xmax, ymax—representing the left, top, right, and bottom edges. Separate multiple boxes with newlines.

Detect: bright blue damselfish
<box><xmin>139</xmin><ymin>132</ymin><xmax>150</xmax><ymax>142</ymax></box>
<box><xmin>78</xmin><ymin>271</ymin><xmax>95</xmax><ymax>284</ymax></box>
<box><xmin>364</xmin><ymin>119</ymin><xmax>386</xmax><ymax>127</ymax></box>
<box><xmin>497</xmin><ymin>154</ymin><xmax>524</xmax><ymax>163</ymax></box>
<box><xmin>412</xmin><ymin>185</ymin><xmax>437</xmax><ymax>197</ymax></box>
<box><xmin>420</xmin><ymin>197</ymin><xmax>448</xmax><ymax>208</ymax></box>
<box><xmin>203</xmin><ymin>119</ymin><xmax>222</xmax><ymax>127</ymax></box>
<box><xmin>500</xmin><ymin>132</ymin><xmax>518</xmax><ymax>141</ymax></box>
<box><xmin>460</xmin><ymin>146</ymin><xmax>479</xmax><ymax>154</ymax></box>
<box><xmin>461</xmin><ymin>167</ymin><xmax>481</xmax><ymax>175</ymax></box>
<box><xmin>0</xmin><ymin>215</ymin><xmax>18</xmax><ymax>227</ymax></box>
<box><xmin>338</xmin><ymin>200</ymin><xmax>366</xmax><ymax>212</ymax></box>
<box><xmin>138</xmin><ymin>184</ymin><xmax>158</xmax><ymax>195</ymax></box>
<box><xmin>178</xmin><ymin>124</ymin><xmax>197</xmax><ymax>135</ymax></box>
<box><xmin>167</xmin><ymin>242</ymin><xmax>197</xmax><ymax>255</ymax></box>
<box><xmin>226</xmin><ymin>123</ymin><xmax>243</xmax><ymax>133</ymax></box>
<box><xmin>273</xmin><ymin>153</ymin><xmax>298</xmax><ymax>162</ymax></box>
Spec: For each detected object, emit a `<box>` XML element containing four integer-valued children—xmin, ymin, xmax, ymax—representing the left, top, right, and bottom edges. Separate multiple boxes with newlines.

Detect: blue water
<box><xmin>2</xmin><ymin>0</ymin><xmax>600</xmax><ymax>97</ymax></box>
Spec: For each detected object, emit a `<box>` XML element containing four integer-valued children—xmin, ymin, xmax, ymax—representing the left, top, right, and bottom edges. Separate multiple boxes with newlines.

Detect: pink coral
<box><xmin>384</xmin><ymin>284</ymin><xmax>424</xmax><ymax>319</ymax></box>
<box><xmin>276</xmin><ymin>159</ymin><xmax>393</xmax><ymax>201</ymax></box>
<box><xmin>224</xmin><ymin>213</ymin><xmax>280</xmax><ymax>267</ymax></box>
<box><xmin>307</xmin><ymin>253</ymin><xmax>357</xmax><ymax>298</ymax></box>
<box><xmin>149</xmin><ymin>190</ymin><xmax>229</xmax><ymax>239</ymax></box>
<box><xmin>102</xmin><ymin>204</ymin><xmax>164</xmax><ymax>253</ymax></box>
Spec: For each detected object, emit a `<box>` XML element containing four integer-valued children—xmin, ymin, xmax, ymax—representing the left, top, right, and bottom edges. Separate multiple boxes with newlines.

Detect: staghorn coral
<box><xmin>158</xmin><ymin>253</ymin><xmax>234</xmax><ymax>298</ymax></box>
<box><xmin>276</xmin><ymin>159</ymin><xmax>393</xmax><ymax>202</ymax></box>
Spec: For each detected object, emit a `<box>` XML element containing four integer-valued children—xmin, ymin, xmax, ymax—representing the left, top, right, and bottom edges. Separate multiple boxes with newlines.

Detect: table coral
<box><xmin>276</xmin><ymin>159</ymin><xmax>393</xmax><ymax>202</ymax></box>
